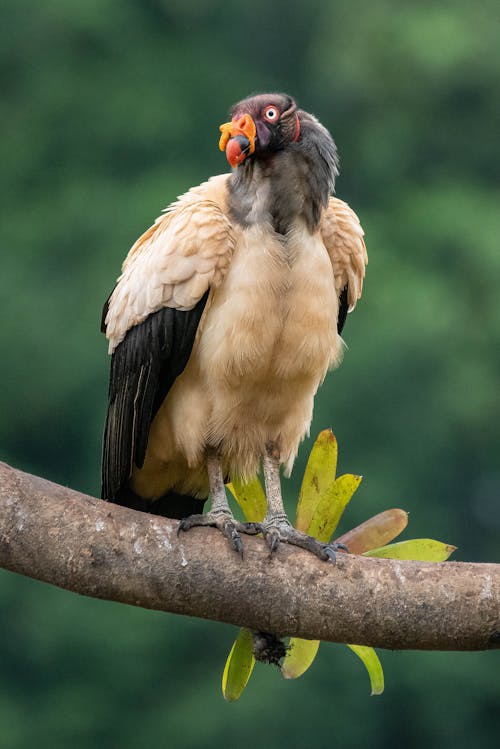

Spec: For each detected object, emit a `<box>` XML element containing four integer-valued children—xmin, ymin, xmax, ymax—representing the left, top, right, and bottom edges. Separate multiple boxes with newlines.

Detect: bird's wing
<box><xmin>320</xmin><ymin>197</ymin><xmax>368</xmax><ymax>334</ymax></box>
<box><xmin>101</xmin><ymin>174</ymin><xmax>234</xmax><ymax>500</ymax></box>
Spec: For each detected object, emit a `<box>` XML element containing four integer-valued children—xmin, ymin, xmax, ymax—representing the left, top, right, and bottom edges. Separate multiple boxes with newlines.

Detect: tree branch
<box><xmin>0</xmin><ymin>461</ymin><xmax>498</xmax><ymax>650</ymax></box>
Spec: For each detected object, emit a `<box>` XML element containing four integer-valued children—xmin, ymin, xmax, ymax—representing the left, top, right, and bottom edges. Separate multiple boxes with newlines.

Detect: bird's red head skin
<box><xmin>218</xmin><ymin>94</ymin><xmax>302</xmax><ymax>168</ymax></box>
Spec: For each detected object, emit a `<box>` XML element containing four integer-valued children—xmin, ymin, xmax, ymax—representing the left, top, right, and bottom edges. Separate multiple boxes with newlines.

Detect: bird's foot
<box><xmin>178</xmin><ymin>509</ymin><xmax>248</xmax><ymax>556</ymax></box>
<box><xmin>256</xmin><ymin>514</ymin><xmax>348</xmax><ymax>562</ymax></box>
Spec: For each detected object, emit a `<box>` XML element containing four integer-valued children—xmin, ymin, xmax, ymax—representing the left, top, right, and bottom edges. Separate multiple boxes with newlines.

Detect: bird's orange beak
<box><xmin>219</xmin><ymin>113</ymin><xmax>256</xmax><ymax>168</ymax></box>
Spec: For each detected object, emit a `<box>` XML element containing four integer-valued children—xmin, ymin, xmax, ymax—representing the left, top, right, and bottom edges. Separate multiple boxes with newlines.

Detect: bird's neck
<box><xmin>227</xmin><ymin>119</ymin><xmax>338</xmax><ymax>235</ymax></box>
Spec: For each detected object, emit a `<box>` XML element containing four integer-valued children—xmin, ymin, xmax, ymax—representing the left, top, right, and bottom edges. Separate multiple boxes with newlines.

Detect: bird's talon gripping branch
<box><xmin>225</xmin><ymin>520</ymin><xmax>244</xmax><ymax>557</ymax></box>
<box><xmin>259</xmin><ymin>522</ymin><xmax>343</xmax><ymax>562</ymax></box>
<box><xmin>323</xmin><ymin>546</ymin><xmax>337</xmax><ymax>563</ymax></box>
<box><xmin>318</xmin><ymin>542</ymin><xmax>349</xmax><ymax>563</ymax></box>
<box><xmin>267</xmin><ymin>531</ymin><xmax>281</xmax><ymax>556</ymax></box>
<box><xmin>177</xmin><ymin>511</ymin><xmax>244</xmax><ymax>556</ymax></box>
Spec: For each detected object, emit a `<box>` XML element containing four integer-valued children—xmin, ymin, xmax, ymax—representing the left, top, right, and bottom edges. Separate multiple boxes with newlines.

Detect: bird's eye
<box><xmin>263</xmin><ymin>106</ymin><xmax>280</xmax><ymax>123</ymax></box>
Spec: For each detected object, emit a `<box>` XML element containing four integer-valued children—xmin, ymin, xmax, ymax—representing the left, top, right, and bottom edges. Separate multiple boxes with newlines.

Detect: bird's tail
<box><xmin>109</xmin><ymin>486</ymin><xmax>206</xmax><ymax>520</ymax></box>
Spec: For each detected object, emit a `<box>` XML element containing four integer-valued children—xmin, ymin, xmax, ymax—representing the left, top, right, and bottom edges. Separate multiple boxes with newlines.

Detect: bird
<box><xmin>101</xmin><ymin>92</ymin><xmax>367</xmax><ymax>560</ymax></box>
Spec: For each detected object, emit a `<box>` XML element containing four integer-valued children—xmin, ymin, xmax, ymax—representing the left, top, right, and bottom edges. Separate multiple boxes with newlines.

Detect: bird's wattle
<box><xmin>219</xmin><ymin>113</ymin><xmax>256</xmax><ymax>168</ymax></box>
<box><xmin>225</xmin><ymin>136</ymin><xmax>251</xmax><ymax>168</ymax></box>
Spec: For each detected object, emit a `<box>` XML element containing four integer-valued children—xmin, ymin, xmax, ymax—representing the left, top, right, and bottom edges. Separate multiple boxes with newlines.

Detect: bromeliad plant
<box><xmin>222</xmin><ymin>430</ymin><xmax>456</xmax><ymax>701</ymax></box>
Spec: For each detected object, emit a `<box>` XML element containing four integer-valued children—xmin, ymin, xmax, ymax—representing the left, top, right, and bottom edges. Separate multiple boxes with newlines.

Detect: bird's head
<box><xmin>219</xmin><ymin>93</ymin><xmax>301</xmax><ymax>168</ymax></box>
<box><xmin>221</xmin><ymin>93</ymin><xmax>339</xmax><ymax>232</ymax></box>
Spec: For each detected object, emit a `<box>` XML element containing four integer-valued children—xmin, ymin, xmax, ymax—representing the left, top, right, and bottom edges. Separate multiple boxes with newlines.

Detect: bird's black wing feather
<box><xmin>337</xmin><ymin>285</ymin><xmax>349</xmax><ymax>334</ymax></box>
<box><xmin>101</xmin><ymin>291</ymin><xmax>209</xmax><ymax>500</ymax></box>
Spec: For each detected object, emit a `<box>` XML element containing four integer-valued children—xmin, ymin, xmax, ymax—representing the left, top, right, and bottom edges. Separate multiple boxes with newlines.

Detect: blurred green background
<box><xmin>1</xmin><ymin>0</ymin><xmax>499</xmax><ymax>746</ymax></box>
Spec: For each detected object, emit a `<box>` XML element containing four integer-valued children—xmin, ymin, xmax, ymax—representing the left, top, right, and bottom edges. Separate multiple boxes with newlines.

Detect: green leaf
<box><xmin>281</xmin><ymin>638</ymin><xmax>321</xmax><ymax>679</ymax></box>
<box><xmin>335</xmin><ymin>509</ymin><xmax>408</xmax><ymax>554</ymax></box>
<box><xmin>307</xmin><ymin>473</ymin><xmax>362</xmax><ymax>542</ymax></box>
<box><xmin>347</xmin><ymin>645</ymin><xmax>384</xmax><ymax>696</ymax></box>
<box><xmin>295</xmin><ymin>429</ymin><xmax>338</xmax><ymax>532</ymax></box>
<box><xmin>222</xmin><ymin>628</ymin><xmax>256</xmax><ymax>702</ymax></box>
<box><xmin>364</xmin><ymin>538</ymin><xmax>457</xmax><ymax>561</ymax></box>
<box><xmin>227</xmin><ymin>477</ymin><xmax>267</xmax><ymax>523</ymax></box>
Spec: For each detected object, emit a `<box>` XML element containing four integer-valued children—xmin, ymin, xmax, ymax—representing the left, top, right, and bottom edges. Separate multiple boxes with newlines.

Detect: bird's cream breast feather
<box><xmin>199</xmin><ymin>222</ymin><xmax>342</xmax><ymax>477</ymax></box>
<box><xmin>320</xmin><ymin>197</ymin><xmax>367</xmax><ymax>311</ymax></box>
<box><xmin>104</xmin><ymin>174</ymin><xmax>234</xmax><ymax>353</ymax></box>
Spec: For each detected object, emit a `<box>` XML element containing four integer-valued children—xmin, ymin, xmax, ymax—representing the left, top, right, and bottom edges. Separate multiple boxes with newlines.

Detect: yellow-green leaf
<box><xmin>347</xmin><ymin>645</ymin><xmax>384</xmax><ymax>696</ymax></box>
<box><xmin>364</xmin><ymin>538</ymin><xmax>457</xmax><ymax>561</ymax></box>
<box><xmin>222</xmin><ymin>628</ymin><xmax>256</xmax><ymax>702</ymax></box>
<box><xmin>281</xmin><ymin>638</ymin><xmax>321</xmax><ymax>679</ymax></box>
<box><xmin>295</xmin><ymin>430</ymin><xmax>338</xmax><ymax>532</ymax></box>
<box><xmin>307</xmin><ymin>473</ymin><xmax>362</xmax><ymax>542</ymax></box>
<box><xmin>227</xmin><ymin>477</ymin><xmax>267</xmax><ymax>523</ymax></box>
<box><xmin>335</xmin><ymin>509</ymin><xmax>408</xmax><ymax>554</ymax></box>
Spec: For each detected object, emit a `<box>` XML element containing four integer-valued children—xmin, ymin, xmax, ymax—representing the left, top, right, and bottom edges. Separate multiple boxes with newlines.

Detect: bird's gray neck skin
<box><xmin>228</xmin><ymin>113</ymin><xmax>339</xmax><ymax>235</ymax></box>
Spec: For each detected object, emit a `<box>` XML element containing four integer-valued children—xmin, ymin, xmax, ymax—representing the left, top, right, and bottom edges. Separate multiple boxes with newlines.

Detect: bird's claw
<box><xmin>323</xmin><ymin>541</ymin><xmax>349</xmax><ymax>562</ymax></box>
<box><xmin>225</xmin><ymin>519</ymin><xmax>244</xmax><ymax>557</ymax></box>
<box><xmin>334</xmin><ymin>542</ymin><xmax>349</xmax><ymax>553</ymax></box>
<box><xmin>177</xmin><ymin>511</ymin><xmax>244</xmax><ymax>557</ymax></box>
<box><xmin>259</xmin><ymin>517</ymin><xmax>348</xmax><ymax>563</ymax></box>
<box><xmin>266</xmin><ymin>529</ymin><xmax>281</xmax><ymax>555</ymax></box>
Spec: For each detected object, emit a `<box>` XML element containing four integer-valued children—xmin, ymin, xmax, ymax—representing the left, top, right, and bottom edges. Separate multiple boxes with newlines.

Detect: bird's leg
<box><xmin>260</xmin><ymin>443</ymin><xmax>346</xmax><ymax>563</ymax></box>
<box><xmin>261</xmin><ymin>444</ymin><xmax>290</xmax><ymax>549</ymax></box>
<box><xmin>177</xmin><ymin>450</ymin><xmax>244</xmax><ymax>556</ymax></box>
